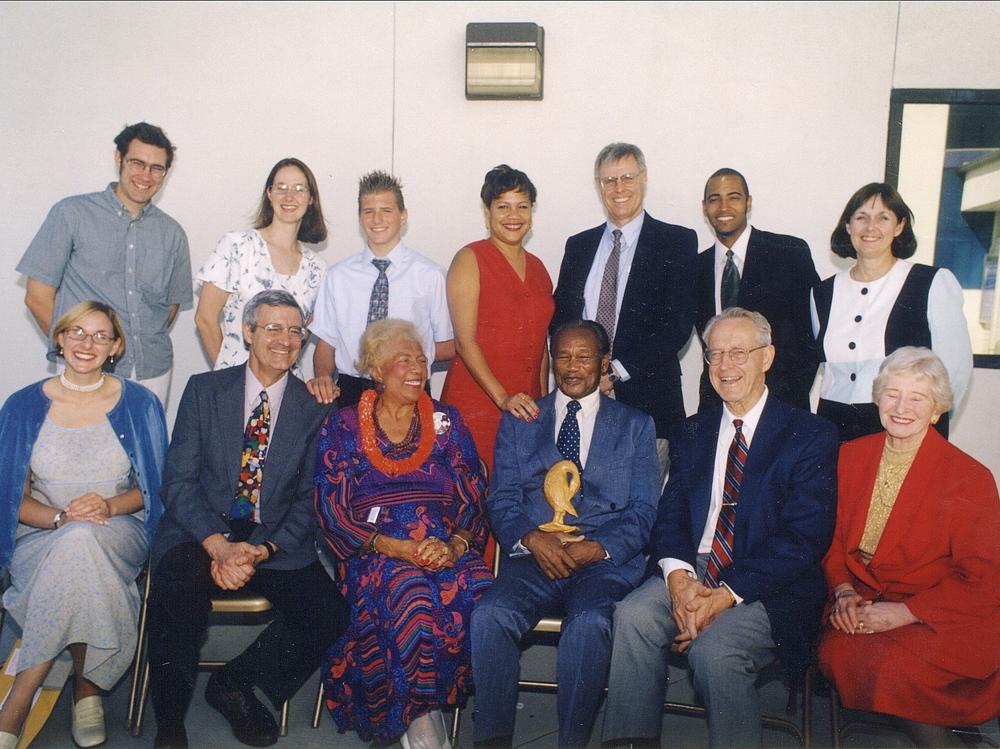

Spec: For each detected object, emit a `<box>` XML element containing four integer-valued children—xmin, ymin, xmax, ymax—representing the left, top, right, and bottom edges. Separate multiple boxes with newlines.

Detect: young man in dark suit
<box><xmin>695</xmin><ymin>168</ymin><xmax>820</xmax><ymax>412</ymax></box>
<box><xmin>147</xmin><ymin>290</ymin><xmax>347</xmax><ymax>748</ymax></box>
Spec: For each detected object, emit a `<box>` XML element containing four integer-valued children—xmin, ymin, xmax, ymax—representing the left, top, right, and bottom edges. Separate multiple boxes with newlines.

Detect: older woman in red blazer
<box><xmin>818</xmin><ymin>346</ymin><xmax>999</xmax><ymax>747</ymax></box>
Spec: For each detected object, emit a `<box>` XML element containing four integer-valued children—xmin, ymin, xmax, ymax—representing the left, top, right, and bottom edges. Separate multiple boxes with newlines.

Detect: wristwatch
<box><xmin>52</xmin><ymin>510</ymin><xmax>65</xmax><ymax>529</ymax></box>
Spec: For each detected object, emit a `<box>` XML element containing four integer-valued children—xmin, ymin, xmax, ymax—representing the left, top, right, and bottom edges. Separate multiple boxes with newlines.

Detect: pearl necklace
<box><xmin>59</xmin><ymin>372</ymin><xmax>105</xmax><ymax>393</ymax></box>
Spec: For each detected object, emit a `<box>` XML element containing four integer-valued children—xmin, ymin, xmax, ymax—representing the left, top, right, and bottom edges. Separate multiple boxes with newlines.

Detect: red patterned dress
<box><xmin>314</xmin><ymin>399</ymin><xmax>492</xmax><ymax>742</ymax></box>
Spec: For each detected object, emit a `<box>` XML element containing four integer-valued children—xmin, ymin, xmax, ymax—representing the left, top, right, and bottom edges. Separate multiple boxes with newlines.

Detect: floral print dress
<box><xmin>195</xmin><ymin>229</ymin><xmax>326</xmax><ymax>369</ymax></box>
<box><xmin>314</xmin><ymin>400</ymin><xmax>493</xmax><ymax>743</ymax></box>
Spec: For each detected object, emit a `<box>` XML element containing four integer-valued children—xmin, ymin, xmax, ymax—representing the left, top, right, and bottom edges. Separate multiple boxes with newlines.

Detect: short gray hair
<box><xmin>594</xmin><ymin>142</ymin><xmax>646</xmax><ymax>180</ymax></box>
<box><xmin>702</xmin><ymin>307</ymin><xmax>772</xmax><ymax>348</ymax></box>
<box><xmin>872</xmin><ymin>346</ymin><xmax>953</xmax><ymax>413</ymax></box>
<box><xmin>357</xmin><ymin>318</ymin><xmax>422</xmax><ymax>378</ymax></box>
<box><xmin>243</xmin><ymin>289</ymin><xmax>303</xmax><ymax>328</ymax></box>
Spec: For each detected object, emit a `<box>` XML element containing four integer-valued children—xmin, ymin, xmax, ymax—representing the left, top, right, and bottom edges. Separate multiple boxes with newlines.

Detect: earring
<box><xmin>57</xmin><ymin>346</ymin><xmax>64</xmax><ymax>357</ymax></box>
<box><xmin>108</xmin><ymin>354</ymin><xmax>116</xmax><ymax>366</ymax></box>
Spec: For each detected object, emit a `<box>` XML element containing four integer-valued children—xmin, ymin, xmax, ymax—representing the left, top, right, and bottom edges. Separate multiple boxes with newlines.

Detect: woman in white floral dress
<box><xmin>195</xmin><ymin>157</ymin><xmax>328</xmax><ymax>369</ymax></box>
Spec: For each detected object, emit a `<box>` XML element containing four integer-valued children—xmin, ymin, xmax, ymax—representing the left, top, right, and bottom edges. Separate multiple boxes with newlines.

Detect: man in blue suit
<box><xmin>551</xmin><ymin>143</ymin><xmax>698</xmax><ymax>481</ymax></box>
<box><xmin>603</xmin><ymin>308</ymin><xmax>837</xmax><ymax>748</ymax></box>
<box><xmin>147</xmin><ymin>290</ymin><xmax>347</xmax><ymax>749</ymax></box>
<box><xmin>471</xmin><ymin>320</ymin><xmax>660</xmax><ymax>749</ymax></box>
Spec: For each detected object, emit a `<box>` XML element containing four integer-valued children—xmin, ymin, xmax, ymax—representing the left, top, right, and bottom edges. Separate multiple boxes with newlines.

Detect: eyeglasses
<box><xmin>270</xmin><ymin>183</ymin><xmax>310</xmax><ymax>196</ymax></box>
<box><xmin>598</xmin><ymin>171</ymin><xmax>644</xmax><ymax>190</ymax></box>
<box><xmin>124</xmin><ymin>158</ymin><xmax>167</xmax><ymax>177</ymax></box>
<box><xmin>64</xmin><ymin>326</ymin><xmax>116</xmax><ymax>346</ymax></box>
<box><xmin>704</xmin><ymin>345</ymin><xmax>767</xmax><ymax>365</ymax></box>
<box><xmin>256</xmin><ymin>323</ymin><xmax>307</xmax><ymax>340</ymax></box>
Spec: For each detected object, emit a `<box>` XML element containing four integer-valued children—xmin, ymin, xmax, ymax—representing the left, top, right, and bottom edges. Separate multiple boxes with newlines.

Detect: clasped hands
<box><xmin>377</xmin><ymin>535</ymin><xmax>466</xmax><ymax>572</ymax></box>
<box><xmin>828</xmin><ymin>585</ymin><xmax>916</xmax><ymax>635</ymax></box>
<box><xmin>203</xmin><ymin>534</ymin><xmax>271</xmax><ymax>591</ymax></box>
<box><xmin>667</xmin><ymin>569</ymin><xmax>735</xmax><ymax>653</ymax></box>
<box><xmin>61</xmin><ymin>492</ymin><xmax>113</xmax><ymax>526</ymax></box>
<box><xmin>522</xmin><ymin>529</ymin><xmax>606</xmax><ymax>580</ymax></box>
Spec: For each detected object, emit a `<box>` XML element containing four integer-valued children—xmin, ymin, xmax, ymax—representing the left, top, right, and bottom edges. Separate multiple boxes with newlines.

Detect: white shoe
<box><xmin>0</xmin><ymin>731</ymin><xmax>19</xmax><ymax>749</ymax></box>
<box><xmin>71</xmin><ymin>695</ymin><xmax>106</xmax><ymax>747</ymax></box>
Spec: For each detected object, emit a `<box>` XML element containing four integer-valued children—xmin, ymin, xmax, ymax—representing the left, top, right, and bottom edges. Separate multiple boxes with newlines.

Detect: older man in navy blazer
<box><xmin>471</xmin><ymin>320</ymin><xmax>660</xmax><ymax>748</ymax></box>
<box><xmin>147</xmin><ymin>290</ymin><xmax>347</xmax><ymax>749</ymax></box>
<box><xmin>551</xmin><ymin>143</ymin><xmax>698</xmax><ymax>480</ymax></box>
<box><xmin>603</xmin><ymin>308</ymin><xmax>837</xmax><ymax>748</ymax></box>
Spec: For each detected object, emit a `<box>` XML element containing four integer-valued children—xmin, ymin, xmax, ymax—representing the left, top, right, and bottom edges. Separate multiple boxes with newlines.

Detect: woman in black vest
<box><xmin>811</xmin><ymin>183</ymin><xmax>971</xmax><ymax>442</ymax></box>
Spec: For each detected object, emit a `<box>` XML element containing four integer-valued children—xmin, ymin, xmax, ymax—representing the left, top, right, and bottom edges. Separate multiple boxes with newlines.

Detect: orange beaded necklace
<box><xmin>358</xmin><ymin>389</ymin><xmax>436</xmax><ymax>476</ymax></box>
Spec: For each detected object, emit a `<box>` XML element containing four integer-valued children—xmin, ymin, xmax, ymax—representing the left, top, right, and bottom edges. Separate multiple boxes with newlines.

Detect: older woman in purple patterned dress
<box><xmin>315</xmin><ymin>319</ymin><xmax>492</xmax><ymax>749</ymax></box>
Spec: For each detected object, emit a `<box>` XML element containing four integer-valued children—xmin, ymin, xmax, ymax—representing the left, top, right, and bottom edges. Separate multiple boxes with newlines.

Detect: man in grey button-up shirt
<box><xmin>17</xmin><ymin>122</ymin><xmax>192</xmax><ymax>405</ymax></box>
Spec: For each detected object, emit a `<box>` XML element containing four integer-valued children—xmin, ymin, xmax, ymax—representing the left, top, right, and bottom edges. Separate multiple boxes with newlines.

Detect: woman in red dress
<box><xmin>441</xmin><ymin>165</ymin><xmax>554</xmax><ymax>469</ymax></box>
<box><xmin>818</xmin><ymin>347</ymin><xmax>1000</xmax><ymax>747</ymax></box>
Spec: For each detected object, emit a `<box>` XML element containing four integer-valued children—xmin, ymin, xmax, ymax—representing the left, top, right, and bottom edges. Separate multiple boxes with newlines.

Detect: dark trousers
<box><xmin>471</xmin><ymin>556</ymin><xmax>636</xmax><ymax>748</ymax></box>
<box><xmin>147</xmin><ymin>541</ymin><xmax>347</xmax><ymax>730</ymax></box>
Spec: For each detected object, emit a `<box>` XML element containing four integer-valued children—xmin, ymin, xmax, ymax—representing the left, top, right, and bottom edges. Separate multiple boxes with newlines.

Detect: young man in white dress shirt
<box><xmin>308</xmin><ymin>171</ymin><xmax>454</xmax><ymax>406</ymax></box>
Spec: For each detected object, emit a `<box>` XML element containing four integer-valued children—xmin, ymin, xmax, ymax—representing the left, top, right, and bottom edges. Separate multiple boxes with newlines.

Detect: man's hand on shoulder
<box><xmin>306</xmin><ymin>376</ymin><xmax>340</xmax><ymax>405</ymax></box>
<box><xmin>522</xmin><ymin>529</ymin><xmax>580</xmax><ymax>580</ymax></box>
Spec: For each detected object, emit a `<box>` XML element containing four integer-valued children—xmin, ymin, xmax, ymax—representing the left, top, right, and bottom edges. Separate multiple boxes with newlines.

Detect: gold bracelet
<box><xmin>451</xmin><ymin>534</ymin><xmax>470</xmax><ymax>556</ymax></box>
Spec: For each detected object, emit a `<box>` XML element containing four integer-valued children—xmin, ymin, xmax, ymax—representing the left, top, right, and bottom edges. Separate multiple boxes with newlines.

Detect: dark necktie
<box><xmin>705</xmin><ymin>419</ymin><xmax>748</xmax><ymax>587</ymax></box>
<box><xmin>721</xmin><ymin>249</ymin><xmax>740</xmax><ymax>309</ymax></box>
<box><xmin>367</xmin><ymin>258</ymin><xmax>391</xmax><ymax>323</ymax></box>
<box><xmin>595</xmin><ymin>229</ymin><xmax>622</xmax><ymax>348</ymax></box>
<box><xmin>231</xmin><ymin>390</ymin><xmax>270</xmax><ymax>521</ymax></box>
<box><xmin>557</xmin><ymin>400</ymin><xmax>583</xmax><ymax>474</ymax></box>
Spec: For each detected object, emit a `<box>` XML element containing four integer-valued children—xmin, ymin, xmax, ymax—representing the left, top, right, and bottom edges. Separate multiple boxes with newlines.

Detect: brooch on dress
<box><xmin>433</xmin><ymin>411</ymin><xmax>451</xmax><ymax>435</ymax></box>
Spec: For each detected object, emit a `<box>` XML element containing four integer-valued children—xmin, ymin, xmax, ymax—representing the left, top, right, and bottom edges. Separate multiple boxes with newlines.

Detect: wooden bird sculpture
<box><xmin>538</xmin><ymin>459</ymin><xmax>581</xmax><ymax>533</ymax></box>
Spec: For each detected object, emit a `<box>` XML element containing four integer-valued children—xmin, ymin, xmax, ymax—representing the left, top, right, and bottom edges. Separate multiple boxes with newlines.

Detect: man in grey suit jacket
<box><xmin>147</xmin><ymin>291</ymin><xmax>347</xmax><ymax>749</ymax></box>
<box><xmin>471</xmin><ymin>320</ymin><xmax>660</xmax><ymax>748</ymax></box>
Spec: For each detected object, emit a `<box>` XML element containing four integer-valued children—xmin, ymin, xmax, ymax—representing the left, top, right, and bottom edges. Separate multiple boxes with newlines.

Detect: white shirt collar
<box><xmin>720</xmin><ymin>386</ymin><xmax>768</xmax><ymax>445</ymax></box>
<box><xmin>605</xmin><ymin>210</ymin><xmax>645</xmax><ymax>249</ymax></box>
<box><xmin>244</xmin><ymin>364</ymin><xmax>290</xmax><ymax>425</ymax></box>
<box><xmin>714</xmin><ymin>224</ymin><xmax>753</xmax><ymax>268</ymax></box>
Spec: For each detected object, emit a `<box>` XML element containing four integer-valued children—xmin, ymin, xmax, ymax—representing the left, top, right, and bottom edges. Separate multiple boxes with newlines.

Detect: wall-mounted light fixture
<box><xmin>466</xmin><ymin>22</ymin><xmax>544</xmax><ymax>100</ymax></box>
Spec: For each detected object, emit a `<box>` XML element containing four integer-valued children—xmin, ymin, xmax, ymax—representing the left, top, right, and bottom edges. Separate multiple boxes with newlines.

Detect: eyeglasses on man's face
<box><xmin>64</xmin><ymin>326</ymin><xmax>116</xmax><ymax>346</ymax></box>
<box><xmin>598</xmin><ymin>172</ymin><xmax>643</xmax><ymax>190</ymax></box>
<box><xmin>124</xmin><ymin>157</ymin><xmax>167</xmax><ymax>178</ymax></box>
<box><xmin>256</xmin><ymin>323</ymin><xmax>307</xmax><ymax>341</ymax></box>
<box><xmin>704</xmin><ymin>345</ymin><xmax>767</xmax><ymax>366</ymax></box>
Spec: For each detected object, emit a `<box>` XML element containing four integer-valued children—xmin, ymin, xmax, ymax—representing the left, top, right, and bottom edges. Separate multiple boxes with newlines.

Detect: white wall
<box><xmin>2</xmin><ymin>1</ymin><xmax>998</xmax><ymax>476</ymax></box>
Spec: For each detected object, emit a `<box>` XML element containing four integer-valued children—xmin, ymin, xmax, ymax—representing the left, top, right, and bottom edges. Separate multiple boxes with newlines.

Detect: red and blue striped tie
<box><xmin>705</xmin><ymin>419</ymin><xmax>747</xmax><ymax>587</ymax></box>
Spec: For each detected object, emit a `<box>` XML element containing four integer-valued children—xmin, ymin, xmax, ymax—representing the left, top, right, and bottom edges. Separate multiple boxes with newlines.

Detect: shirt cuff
<box><xmin>722</xmin><ymin>582</ymin><xmax>743</xmax><ymax>606</ymax></box>
<box><xmin>610</xmin><ymin>359</ymin><xmax>630</xmax><ymax>382</ymax></box>
<box><xmin>659</xmin><ymin>557</ymin><xmax>696</xmax><ymax>579</ymax></box>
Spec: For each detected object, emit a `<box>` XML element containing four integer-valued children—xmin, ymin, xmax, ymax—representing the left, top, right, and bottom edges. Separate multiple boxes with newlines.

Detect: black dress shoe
<box><xmin>153</xmin><ymin>725</ymin><xmax>189</xmax><ymax>749</ymax></box>
<box><xmin>205</xmin><ymin>671</ymin><xmax>278</xmax><ymax>747</ymax></box>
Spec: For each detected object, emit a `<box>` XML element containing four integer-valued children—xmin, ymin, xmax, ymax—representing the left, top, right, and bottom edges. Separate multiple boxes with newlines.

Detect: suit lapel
<box><xmin>619</xmin><ymin>216</ymin><xmax>653</xmax><ymax>329</ymax></box>
<box><xmin>219</xmin><ymin>368</ymin><xmax>247</xmax><ymax>496</ymax></box>
<box><xmin>584</xmin><ymin>396</ymin><xmax>617</xmax><ymax>474</ymax></box>
<box><xmin>690</xmin><ymin>412</ymin><xmax>720</xmax><ymax>535</ymax></box>
<box><xmin>736</xmin><ymin>398</ymin><xmax>785</xmax><ymax>531</ymax></box>
<box><xmin>258</xmin><ymin>377</ymin><xmax>304</xmax><ymax>507</ymax></box>
<box><xmin>532</xmin><ymin>395</ymin><xmax>563</xmax><ymax>469</ymax></box>
<box><xmin>739</xmin><ymin>228</ymin><xmax>767</xmax><ymax>305</ymax></box>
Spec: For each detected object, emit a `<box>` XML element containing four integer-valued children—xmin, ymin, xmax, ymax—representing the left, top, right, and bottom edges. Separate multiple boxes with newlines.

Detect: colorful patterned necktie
<box><xmin>721</xmin><ymin>249</ymin><xmax>740</xmax><ymax>309</ymax></box>
<box><xmin>595</xmin><ymin>229</ymin><xmax>622</xmax><ymax>349</ymax></box>
<box><xmin>230</xmin><ymin>390</ymin><xmax>270</xmax><ymax>521</ymax></box>
<box><xmin>705</xmin><ymin>419</ymin><xmax>748</xmax><ymax>587</ymax></box>
<box><xmin>367</xmin><ymin>258</ymin><xmax>391</xmax><ymax>323</ymax></box>
<box><xmin>557</xmin><ymin>400</ymin><xmax>583</xmax><ymax>474</ymax></box>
